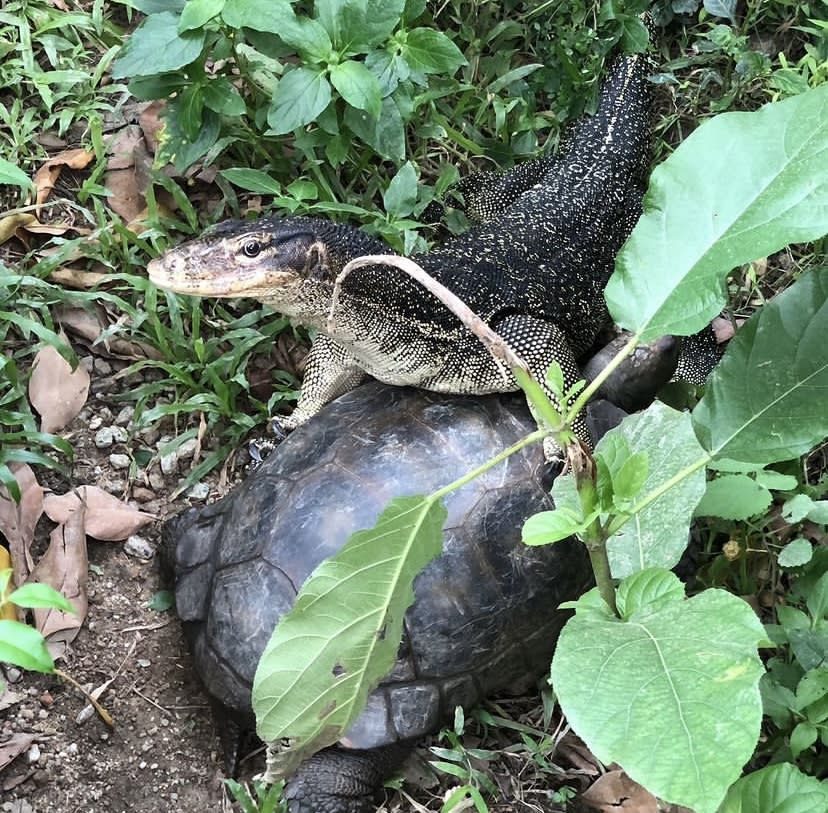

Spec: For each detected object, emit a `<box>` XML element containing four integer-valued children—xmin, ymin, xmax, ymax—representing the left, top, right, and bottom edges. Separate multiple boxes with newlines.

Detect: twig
<box><xmin>328</xmin><ymin>254</ymin><xmax>528</xmax><ymax>385</ymax></box>
<box><xmin>131</xmin><ymin>685</ymin><xmax>173</xmax><ymax>717</ymax></box>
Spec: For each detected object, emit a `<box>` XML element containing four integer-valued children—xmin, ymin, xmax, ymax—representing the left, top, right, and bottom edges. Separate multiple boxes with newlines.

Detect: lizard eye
<box><xmin>242</xmin><ymin>240</ymin><xmax>262</xmax><ymax>258</ymax></box>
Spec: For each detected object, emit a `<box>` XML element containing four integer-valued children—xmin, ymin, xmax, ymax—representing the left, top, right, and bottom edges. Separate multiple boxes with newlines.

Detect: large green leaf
<box><xmin>112</xmin><ymin>12</ymin><xmax>205</xmax><ymax>78</ymax></box>
<box><xmin>551</xmin><ymin>570</ymin><xmax>765</xmax><ymax>813</ymax></box>
<box><xmin>718</xmin><ymin>763</ymin><xmax>828</xmax><ymax>813</ymax></box>
<box><xmin>329</xmin><ymin>60</ymin><xmax>382</xmax><ymax>117</ymax></box>
<box><xmin>606</xmin><ymin>85</ymin><xmax>828</xmax><ymax>341</ymax></box>
<box><xmin>252</xmin><ymin>495</ymin><xmax>446</xmax><ymax>774</ymax></box>
<box><xmin>603</xmin><ymin>403</ymin><xmax>706</xmax><ymax>578</ymax></box>
<box><xmin>0</xmin><ymin>620</ymin><xmax>54</xmax><ymax>673</ymax></box>
<box><xmin>267</xmin><ymin>67</ymin><xmax>332</xmax><ymax>135</ymax></box>
<box><xmin>692</xmin><ymin>268</ymin><xmax>828</xmax><ymax>463</ymax></box>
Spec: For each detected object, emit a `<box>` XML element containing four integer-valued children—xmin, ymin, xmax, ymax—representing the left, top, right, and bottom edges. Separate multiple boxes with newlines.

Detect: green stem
<box><xmin>586</xmin><ymin>542</ymin><xmax>617</xmax><ymax>614</ymax></box>
<box><xmin>428</xmin><ymin>428</ymin><xmax>548</xmax><ymax>503</ymax></box>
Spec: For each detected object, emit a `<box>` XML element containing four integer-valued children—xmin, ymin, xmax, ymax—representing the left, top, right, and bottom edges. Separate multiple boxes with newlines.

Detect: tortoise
<box><xmin>163</xmin><ymin>335</ymin><xmax>678</xmax><ymax>813</ymax></box>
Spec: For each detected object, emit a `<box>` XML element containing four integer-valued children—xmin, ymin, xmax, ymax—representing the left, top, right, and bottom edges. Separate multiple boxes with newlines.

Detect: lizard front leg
<box><xmin>494</xmin><ymin>314</ymin><xmax>590</xmax><ymax>462</ymax></box>
<box><xmin>275</xmin><ymin>335</ymin><xmax>368</xmax><ymax>434</ymax></box>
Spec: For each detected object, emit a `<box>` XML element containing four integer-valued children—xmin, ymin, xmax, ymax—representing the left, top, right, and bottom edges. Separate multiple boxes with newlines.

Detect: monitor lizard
<box><xmin>148</xmin><ymin>33</ymin><xmax>655</xmax><ymax>459</ymax></box>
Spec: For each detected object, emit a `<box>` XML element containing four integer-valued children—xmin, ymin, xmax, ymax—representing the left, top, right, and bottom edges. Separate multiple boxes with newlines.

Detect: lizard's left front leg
<box><xmin>274</xmin><ymin>334</ymin><xmax>368</xmax><ymax>434</ymax></box>
<box><xmin>494</xmin><ymin>314</ymin><xmax>590</xmax><ymax>462</ymax></box>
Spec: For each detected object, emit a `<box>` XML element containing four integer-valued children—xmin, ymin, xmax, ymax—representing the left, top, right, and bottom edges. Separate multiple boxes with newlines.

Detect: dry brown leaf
<box><xmin>54</xmin><ymin>304</ymin><xmax>164</xmax><ymax>361</ymax></box>
<box><xmin>44</xmin><ymin>486</ymin><xmax>156</xmax><ymax>541</ymax></box>
<box><xmin>104</xmin><ymin>125</ymin><xmax>153</xmax><ymax>221</ymax></box>
<box><xmin>581</xmin><ymin>770</ymin><xmax>659</xmax><ymax>813</ymax></box>
<box><xmin>0</xmin><ymin>463</ymin><xmax>44</xmax><ymax>586</ymax></box>
<box><xmin>31</xmin><ymin>507</ymin><xmax>88</xmax><ymax>646</ymax></box>
<box><xmin>48</xmin><ymin>268</ymin><xmax>110</xmax><ymax>290</ymax></box>
<box><xmin>0</xmin><ymin>685</ymin><xmax>27</xmax><ymax>712</ymax></box>
<box><xmin>28</xmin><ymin>341</ymin><xmax>90</xmax><ymax>433</ymax></box>
<box><xmin>139</xmin><ymin>100</ymin><xmax>165</xmax><ymax>154</ymax></box>
<box><xmin>0</xmin><ymin>733</ymin><xmax>36</xmax><ymax>772</ymax></box>
<box><xmin>33</xmin><ymin>148</ymin><xmax>94</xmax><ymax>205</ymax></box>
<box><xmin>0</xmin><ymin>212</ymin><xmax>38</xmax><ymax>245</ymax></box>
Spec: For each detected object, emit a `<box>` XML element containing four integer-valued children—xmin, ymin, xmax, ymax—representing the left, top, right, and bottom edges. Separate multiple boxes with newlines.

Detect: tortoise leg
<box><xmin>284</xmin><ymin>743</ymin><xmax>411</xmax><ymax>813</ymax></box>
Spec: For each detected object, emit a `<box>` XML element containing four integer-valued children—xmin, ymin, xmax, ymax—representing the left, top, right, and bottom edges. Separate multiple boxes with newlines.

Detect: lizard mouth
<box><xmin>147</xmin><ymin>256</ymin><xmax>293</xmax><ymax>298</ymax></box>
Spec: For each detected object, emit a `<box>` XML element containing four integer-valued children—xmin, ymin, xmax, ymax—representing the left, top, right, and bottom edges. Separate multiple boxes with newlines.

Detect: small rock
<box><xmin>109</xmin><ymin>453</ymin><xmax>131</xmax><ymax>470</ymax></box>
<box><xmin>139</xmin><ymin>426</ymin><xmax>160</xmax><ymax>446</ymax></box>
<box><xmin>65</xmin><ymin>742</ymin><xmax>78</xmax><ymax>756</ymax></box>
<box><xmin>114</xmin><ymin>406</ymin><xmax>134</xmax><ymax>426</ymax></box>
<box><xmin>137</xmin><ymin>658</ymin><xmax>151</xmax><ymax>668</ymax></box>
<box><xmin>94</xmin><ymin>358</ymin><xmax>112</xmax><ymax>376</ymax></box>
<box><xmin>80</xmin><ymin>356</ymin><xmax>95</xmax><ymax>374</ymax></box>
<box><xmin>148</xmin><ymin>471</ymin><xmax>166</xmax><ymax>491</ymax></box>
<box><xmin>89</xmin><ymin>416</ymin><xmax>104</xmax><ymax>431</ymax></box>
<box><xmin>94</xmin><ymin>425</ymin><xmax>129</xmax><ymax>448</ymax></box>
<box><xmin>124</xmin><ymin>535</ymin><xmax>154</xmax><ymax>560</ymax></box>
<box><xmin>5</xmin><ymin>667</ymin><xmax>22</xmax><ymax>683</ymax></box>
<box><xmin>131</xmin><ymin>486</ymin><xmax>156</xmax><ymax>503</ymax></box>
<box><xmin>177</xmin><ymin>438</ymin><xmax>198</xmax><ymax>459</ymax></box>
<box><xmin>38</xmin><ymin>692</ymin><xmax>53</xmax><ymax>707</ymax></box>
<box><xmin>159</xmin><ymin>452</ymin><xmax>178</xmax><ymax>476</ymax></box>
<box><xmin>27</xmin><ymin>743</ymin><xmax>40</xmax><ymax>764</ymax></box>
<box><xmin>185</xmin><ymin>482</ymin><xmax>210</xmax><ymax>500</ymax></box>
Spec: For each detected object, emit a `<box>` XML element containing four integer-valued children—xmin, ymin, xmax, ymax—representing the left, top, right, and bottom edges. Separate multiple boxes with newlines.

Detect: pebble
<box><xmin>159</xmin><ymin>452</ymin><xmax>178</xmax><ymax>475</ymax></box>
<box><xmin>124</xmin><ymin>535</ymin><xmax>154</xmax><ymax>560</ymax></box>
<box><xmin>27</xmin><ymin>743</ymin><xmax>40</xmax><ymax>764</ymax></box>
<box><xmin>5</xmin><ymin>667</ymin><xmax>22</xmax><ymax>683</ymax></box>
<box><xmin>115</xmin><ymin>406</ymin><xmax>134</xmax><ymax>426</ymax></box>
<box><xmin>148</xmin><ymin>471</ymin><xmax>166</xmax><ymax>491</ymax></box>
<box><xmin>94</xmin><ymin>358</ymin><xmax>112</xmax><ymax>376</ymax></box>
<box><xmin>177</xmin><ymin>438</ymin><xmax>198</xmax><ymax>459</ymax></box>
<box><xmin>131</xmin><ymin>487</ymin><xmax>156</xmax><ymax>503</ymax></box>
<box><xmin>185</xmin><ymin>482</ymin><xmax>210</xmax><ymax>500</ymax></box>
<box><xmin>89</xmin><ymin>416</ymin><xmax>104</xmax><ymax>431</ymax></box>
<box><xmin>94</xmin><ymin>426</ymin><xmax>128</xmax><ymax>449</ymax></box>
<box><xmin>109</xmin><ymin>453</ymin><xmax>131</xmax><ymax>470</ymax></box>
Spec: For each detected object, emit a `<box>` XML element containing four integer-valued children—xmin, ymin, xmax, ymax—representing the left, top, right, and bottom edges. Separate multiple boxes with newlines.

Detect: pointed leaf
<box><xmin>252</xmin><ymin>495</ymin><xmax>446</xmax><ymax>769</ymax></box>
<box><xmin>604</xmin><ymin>404</ymin><xmax>706</xmax><ymax>578</ymax></box>
<box><xmin>719</xmin><ymin>762</ymin><xmax>828</xmax><ymax>813</ymax></box>
<box><xmin>112</xmin><ymin>12</ymin><xmax>205</xmax><ymax>78</ymax></box>
<box><xmin>692</xmin><ymin>268</ymin><xmax>828</xmax><ymax>463</ymax></box>
<box><xmin>606</xmin><ymin>86</ymin><xmax>828</xmax><ymax>341</ymax></box>
<box><xmin>330</xmin><ymin>60</ymin><xmax>382</xmax><ymax>117</ymax></box>
<box><xmin>267</xmin><ymin>68</ymin><xmax>332</xmax><ymax>135</ymax></box>
<box><xmin>0</xmin><ymin>619</ymin><xmax>54</xmax><ymax>673</ymax></box>
<box><xmin>551</xmin><ymin>584</ymin><xmax>765</xmax><ymax>813</ymax></box>
<box><xmin>693</xmin><ymin>474</ymin><xmax>772</xmax><ymax>520</ymax></box>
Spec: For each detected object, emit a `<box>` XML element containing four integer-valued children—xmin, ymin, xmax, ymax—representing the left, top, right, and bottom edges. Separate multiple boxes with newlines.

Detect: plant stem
<box><xmin>429</xmin><ymin>428</ymin><xmax>549</xmax><ymax>503</ymax></box>
<box><xmin>54</xmin><ymin>667</ymin><xmax>113</xmax><ymax>727</ymax></box>
<box><xmin>586</xmin><ymin>542</ymin><xmax>617</xmax><ymax>614</ymax></box>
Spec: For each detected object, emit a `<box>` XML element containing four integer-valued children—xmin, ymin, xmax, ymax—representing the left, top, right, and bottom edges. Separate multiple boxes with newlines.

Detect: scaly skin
<box><xmin>148</xmin><ymin>40</ymin><xmax>655</xmax><ymax>458</ymax></box>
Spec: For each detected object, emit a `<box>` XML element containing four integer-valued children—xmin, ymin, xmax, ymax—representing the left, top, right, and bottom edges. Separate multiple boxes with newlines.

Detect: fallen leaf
<box><xmin>33</xmin><ymin>148</ymin><xmax>94</xmax><ymax>205</ymax></box>
<box><xmin>0</xmin><ymin>213</ymin><xmax>39</xmax><ymax>245</ymax></box>
<box><xmin>0</xmin><ymin>685</ymin><xmax>27</xmax><ymax>712</ymax></box>
<box><xmin>104</xmin><ymin>125</ymin><xmax>153</xmax><ymax>221</ymax></box>
<box><xmin>31</xmin><ymin>508</ymin><xmax>88</xmax><ymax>648</ymax></box>
<box><xmin>43</xmin><ymin>486</ymin><xmax>156</xmax><ymax>541</ymax></box>
<box><xmin>139</xmin><ymin>101</ymin><xmax>165</xmax><ymax>154</ymax></box>
<box><xmin>55</xmin><ymin>304</ymin><xmax>164</xmax><ymax>361</ymax></box>
<box><xmin>581</xmin><ymin>770</ymin><xmax>659</xmax><ymax>813</ymax></box>
<box><xmin>0</xmin><ymin>733</ymin><xmax>35</xmax><ymax>772</ymax></box>
<box><xmin>0</xmin><ymin>463</ymin><xmax>44</xmax><ymax>586</ymax></box>
<box><xmin>48</xmin><ymin>268</ymin><xmax>110</xmax><ymax>290</ymax></box>
<box><xmin>28</xmin><ymin>340</ymin><xmax>90</xmax><ymax>433</ymax></box>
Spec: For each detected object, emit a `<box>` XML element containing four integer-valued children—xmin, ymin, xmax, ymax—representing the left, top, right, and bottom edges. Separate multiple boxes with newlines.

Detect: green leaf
<box><xmin>178</xmin><ymin>0</ymin><xmax>225</xmax><ymax>32</ymax></box>
<box><xmin>806</xmin><ymin>571</ymin><xmax>828</xmax><ymax>622</ymax></box>
<box><xmin>619</xmin><ymin>16</ymin><xmax>650</xmax><ymax>52</ymax></box>
<box><xmin>402</xmin><ymin>28</ymin><xmax>466</xmax><ymax>74</ymax></box>
<box><xmin>112</xmin><ymin>12</ymin><xmax>206</xmax><ymax>78</ymax></box>
<box><xmin>202</xmin><ymin>77</ymin><xmax>246</xmax><ymax>116</ymax></box>
<box><xmin>0</xmin><ymin>157</ymin><xmax>33</xmax><ymax>189</ymax></box>
<box><xmin>147</xmin><ymin>590</ymin><xmax>174</xmax><ymax>612</ymax></box>
<box><xmin>753</xmin><ymin>470</ymin><xmax>798</xmax><ymax>492</ymax></box>
<box><xmin>267</xmin><ymin>67</ymin><xmax>332</xmax><ymax>135</ymax></box>
<box><xmin>790</xmin><ymin>720</ymin><xmax>819</xmax><ymax>759</ymax></box>
<box><xmin>606</xmin><ymin>86</ymin><xmax>828</xmax><ymax>342</ymax></box>
<box><xmin>603</xmin><ymin>404</ymin><xmax>706</xmax><ymax>579</ymax></box>
<box><xmin>382</xmin><ymin>161</ymin><xmax>418</xmax><ymax>218</ymax></box>
<box><xmin>252</xmin><ymin>495</ymin><xmax>447</xmax><ymax>770</ymax></box>
<box><xmin>704</xmin><ymin>0</ymin><xmax>736</xmax><ymax>22</ymax></box>
<box><xmin>344</xmin><ymin>95</ymin><xmax>405</xmax><ymax>159</ymax></box>
<box><xmin>615</xmin><ymin>568</ymin><xmax>685</xmax><ymax>621</ymax></box>
<box><xmin>487</xmin><ymin>63</ymin><xmax>544</xmax><ymax>94</ymax></box>
<box><xmin>8</xmin><ymin>583</ymin><xmax>76</xmax><ymax>613</ymax></box>
<box><xmin>316</xmin><ymin>0</ymin><xmax>403</xmax><ymax>51</ymax></box>
<box><xmin>719</xmin><ymin>763</ymin><xmax>828</xmax><ymax>813</ymax></box>
<box><xmin>782</xmin><ymin>493</ymin><xmax>817</xmax><ymax>523</ymax></box>
<box><xmin>522</xmin><ymin>507</ymin><xmax>586</xmax><ymax>546</ymax></box>
<box><xmin>329</xmin><ymin>60</ymin><xmax>382</xmax><ymax>117</ymax></box>
<box><xmin>692</xmin><ymin>268</ymin><xmax>828</xmax><ymax>464</ymax></box>
<box><xmin>795</xmin><ymin>666</ymin><xmax>828</xmax><ymax>711</ymax></box>
<box><xmin>0</xmin><ymin>619</ymin><xmax>54</xmax><ymax>673</ymax></box>
<box><xmin>551</xmin><ymin>584</ymin><xmax>765</xmax><ymax>813</ymax></box>
<box><xmin>778</xmin><ymin>538</ymin><xmax>814</xmax><ymax>569</ymax></box>
<box><xmin>693</xmin><ymin>474</ymin><xmax>772</xmax><ymax>520</ymax></box>
<box><xmin>220</xmin><ymin>168</ymin><xmax>282</xmax><ymax>195</ymax></box>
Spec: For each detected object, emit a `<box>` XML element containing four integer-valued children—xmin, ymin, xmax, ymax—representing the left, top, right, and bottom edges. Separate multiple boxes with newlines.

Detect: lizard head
<box><xmin>147</xmin><ymin>217</ymin><xmax>350</xmax><ymax>307</ymax></box>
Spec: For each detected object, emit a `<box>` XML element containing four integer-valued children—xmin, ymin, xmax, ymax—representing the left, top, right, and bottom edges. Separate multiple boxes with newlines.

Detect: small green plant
<box><xmin>224</xmin><ymin>777</ymin><xmax>286</xmax><ymax>813</ymax></box>
<box><xmin>0</xmin><ymin>568</ymin><xmax>77</xmax><ymax>689</ymax></box>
